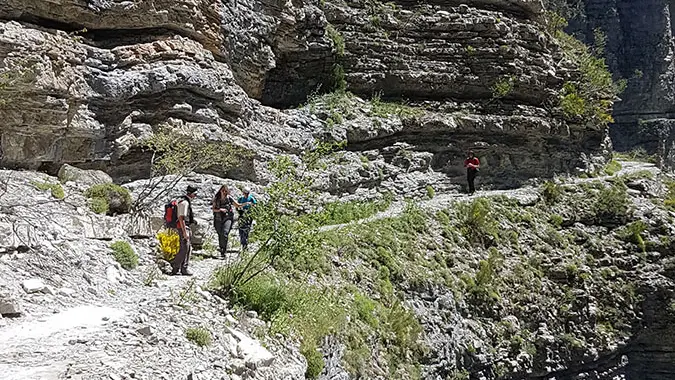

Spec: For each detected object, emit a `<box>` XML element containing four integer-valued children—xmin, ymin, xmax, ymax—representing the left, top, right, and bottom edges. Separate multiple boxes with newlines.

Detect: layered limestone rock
<box><xmin>569</xmin><ymin>0</ymin><xmax>675</xmax><ymax>167</ymax></box>
<box><xmin>324</xmin><ymin>0</ymin><xmax>611</xmax><ymax>188</ymax></box>
<box><xmin>0</xmin><ymin>0</ymin><xmax>613</xmax><ymax>191</ymax></box>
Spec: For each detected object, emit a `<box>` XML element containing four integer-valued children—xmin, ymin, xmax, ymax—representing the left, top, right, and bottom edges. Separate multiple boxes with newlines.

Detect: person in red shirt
<box><xmin>463</xmin><ymin>151</ymin><xmax>480</xmax><ymax>195</ymax></box>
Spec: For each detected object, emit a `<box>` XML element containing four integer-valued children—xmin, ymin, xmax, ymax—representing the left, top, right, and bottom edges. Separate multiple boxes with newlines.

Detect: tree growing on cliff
<box><xmin>545</xmin><ymin>12</ymin><xmax>625</xmax><ymax>125</ymax></box>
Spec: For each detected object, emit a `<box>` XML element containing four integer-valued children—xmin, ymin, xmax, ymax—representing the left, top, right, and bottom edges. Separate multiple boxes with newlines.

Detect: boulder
<box><xmin>21</xmin><ymin>278</ymin><xmax>46</xmax><ymax>294</ymax></box>
<box><xmin>0</xmin><ymin>297</ymin><xmax>21</xmax><ymax>317</ymax></box>
<box><xmin>58</xmin><ymin>164</ymin><xmax>113</xmax><ymax>187</ymax></box>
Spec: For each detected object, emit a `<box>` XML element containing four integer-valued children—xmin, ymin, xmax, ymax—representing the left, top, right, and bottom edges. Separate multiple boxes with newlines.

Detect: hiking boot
<box><xmin>170</xmin><ymin>268</ymin><xmax>180</xmax><ymax>276</ymax></box>
<box><xmin>180</xmin><ymin>270</ymin><xmax>193</xmax><ymax>276</ymax></box>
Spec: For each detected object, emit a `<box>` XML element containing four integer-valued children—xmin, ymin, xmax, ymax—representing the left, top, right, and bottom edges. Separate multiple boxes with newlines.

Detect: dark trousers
<box><xmin>467</xmin><ymin>168</ymin><xmax>478</xmax><ymax>194</ymax></box>
<box><xmin>172</xmin><ymin>227</ymin><xmax>191</xmax><ymax>272</ymax></box>
<box><xmin>239</xmin><ymin>221</ymin><xmax>252</xmax><ymax>251</ymax></box>
<box><xmin>214</xmin><ymin>214</ymin><xmax>233</xmax><ymax>255</ymax></box>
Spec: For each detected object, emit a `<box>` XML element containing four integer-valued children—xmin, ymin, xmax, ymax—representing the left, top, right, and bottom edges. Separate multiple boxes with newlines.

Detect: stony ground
<box><xmin>0</xmin><ymin>160</ymin><xmax>669</xmax><ymax>380</ymax></box>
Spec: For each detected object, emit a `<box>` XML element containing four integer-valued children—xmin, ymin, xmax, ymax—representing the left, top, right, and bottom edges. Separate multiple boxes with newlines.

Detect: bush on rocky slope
<box><xmin>110</xmin><ymin>241</ymin><xmax>138</xmax><ymax>270</ymax></box>
<box><xmin>85</xmin><ymin>184</ymin><xmax>132</xmax><ymax>215</ymax></box>
<box><xmin>32</xmin><ymin>181</ymin><xmax>65</xmax><ymax>200</ymax></box>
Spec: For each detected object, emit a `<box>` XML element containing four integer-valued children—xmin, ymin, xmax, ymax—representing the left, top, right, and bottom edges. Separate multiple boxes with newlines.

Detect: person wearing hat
<box><xmin>237</xmin><ymin>187</ymin><xmax>257</xmax><ymax>251</ymax></box>
<box><xmin>172</xmin><ymin>185</ymin><xmax>198</xmax><ymax>276</ymax></box>
<box><xmin>463</xmin><ymin>151</ymin><xmax>480</xmax><ymax>195</ymax></box>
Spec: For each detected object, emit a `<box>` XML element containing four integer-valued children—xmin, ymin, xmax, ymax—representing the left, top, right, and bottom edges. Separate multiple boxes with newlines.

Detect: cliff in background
<box><xmin>0</xmin><ymin>0</ymin><xmax>611</xmax><ymax>194</ymax></box>
<box><xmin>567</xmin><ymin>0</ymin><xmax>675</xmax><ymax>167</ymax></box>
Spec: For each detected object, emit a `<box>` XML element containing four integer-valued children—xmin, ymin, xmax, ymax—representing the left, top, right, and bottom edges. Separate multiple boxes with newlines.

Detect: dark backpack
<box><xmin>163</xmin><ymin>196</ymin><xmax>191</xmax><ymax>228</ymax></box>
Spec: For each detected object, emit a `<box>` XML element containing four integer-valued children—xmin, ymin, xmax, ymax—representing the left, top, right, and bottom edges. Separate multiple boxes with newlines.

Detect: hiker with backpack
<box><xmin>212</xmin><ymin>185</ymin><xmax>247</xmax><ymax>258</ymax></box>
<box><xmin>237</xmin><ymin>187</ymin><xmax>257</xmax><ymax>251</ymax></box>
<box><xmin>165</xmin><ymin>185</ymin><xmax>198</xmax><ymax>276</ymax></box>
<box><xmin>464</xmin><ymin>151</ymin><xmax>480</xmax><ymax>195</ymax></box>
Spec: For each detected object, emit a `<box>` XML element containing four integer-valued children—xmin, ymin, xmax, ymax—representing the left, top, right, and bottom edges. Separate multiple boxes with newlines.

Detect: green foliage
<box><xmin>426</xmin><ymin>185</ymin><xmax>435</xmax><ymax>199</ymax></box>
<box><xmin>545</xmin><ymin>12</ymin><xmax>623</xmax><ymax>125</ymax></box>
<box><xmin>332</xmin><ymin>64</ymin><xmax>347</xmax><ymax>92</ymax></box>
<box><xmin>303</xmin><ymin>141</ymin><xmax>347</xmax><ymax>171</ymax></box>
<box><xmin>85</xmin><ymin>183</ymin><xmax>132</xmax><ymax>215</ymax></box>
<box><xmin>110</xmin><ymin>241</ymin><xmax>138</xmax><ymax>270</ymax></box>
<box><xmin>665</xmin><ymin>180</ymin><xmax>675</xmax><ymax>211</ymax></box>
<box><xmin>549</xmin><ymin>214</ymin><xmax>564</xmax><ymax>227</ymax></box>
<box><xmin>456</xmin><ymin>198</ymin><xmax>499</xmax><ymax>246</ymax></box>
<box><xmin>32</xmin><ymin>181</ymin><xmax>65</xmax><ymax>200</ymax></box>
<box><xmin>491</xmin><ymin>76</ymin><xmax>514</xmax><ymax>99</ymax></box>
<box><xmin>462</xmin><ymin>249</ymin><xmax>503</xmax><ymax>303</ymax></box>
<box><xmin>0</xmin><ymin>59</ymin><xmax>35</xmax><ymax>108</ymax></box>
<box><xmin>465</xmin><ymin>45</ymin><xmax>476</xmax><ymax>56</ymax></box>
<box><xmin>326</xmin><ymin>23</ymin><xmax>345</xmax><ymax>56</ymax></box>
<box><xmin>613</xmin><ymin>148</ymin><xmax>657</xmax><ymax>163</ymax></box>
<box><xmin>617</xmin><ymin>221</ymin><xmax>647</xmax><ymax>253</ymax></box>
<box><xmin>370</xmin><ymin>92</ymin><xmax>422</xmax><ymax>118</ymax></box>
<box><xmin>354</xmin><ymin>292</ymin><xmax>379</xmax><ymax>328</ymax></box>
<box><xmin>89</xmin><ymin>198</ymin><xmax>109</xmax><ymax>214</ymax></box>
<box><xmin>302</xmin><ymin>343</ymin><xmax>325</xmax><ymax>379</ymax></box>
<box><xmin>136</xmin><ymin>129</ymin><xmax>252</xmax><ymax>210</ymax></box>
<box><xmin>603</xmin><ymin>160</ymin><xmax>622</xmax><ymax>176</ymax></box>
<box><xmin>185</xmin><ymin>327</ymin><xmax>212</xmax><ymax>347</ymax></box>
<box><xmin>593</xmin><ymin>182</ymin><xmax>630</xmax><ymax>223</ymax></box>
<box><xmin>448</xmin><ymin>369</ymin><xmax>470</xmax><ymax>380</ymax></box>
<box><xmin>301</xmin><ymin>197</ymin><xmax>391</xmax><ymax>227</ymax></box>
<box><xmin>542</xmin><ymin>181</ymin><xmax>563</xmax><ymax>204</ymax></box>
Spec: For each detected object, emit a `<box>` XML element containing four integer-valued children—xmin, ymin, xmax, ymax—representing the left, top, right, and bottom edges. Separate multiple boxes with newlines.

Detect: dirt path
<box><xmin>320</xmin><ymin>161</ymin><xmax>661</xmax><ymax>232</ymax></box>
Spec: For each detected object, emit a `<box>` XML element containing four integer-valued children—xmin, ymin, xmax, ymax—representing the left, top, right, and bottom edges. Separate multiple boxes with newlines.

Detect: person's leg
<box><xmin>221</xmin><ymin>218</ymin><xmax>233</xmax><ymax>253</ymax></box>
<box><xmin>214</xmin><ymin>217</ymin><xmax>227</xmax><ymax>257</ymax></box>
<box><xmin>239</xmin><ymin>222</ymin><xmax>251</xmax><ymax>251</ymax></box>
<box><xmin>172</xmin><ymin>228</ymin><xmax>188</xmax><ymax>274</ymax></box>
<box><xmin>468</xmin><ymin>169</ymin><xmax>476</xmax><ymax>194</ymax></box>
<box><xmin>181</xmin><ymin>227</ymin><xmax>192</xmax><ymax>275</ymax></box>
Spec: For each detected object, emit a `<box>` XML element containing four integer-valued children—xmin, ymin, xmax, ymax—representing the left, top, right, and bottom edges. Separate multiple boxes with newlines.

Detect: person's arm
<box><xmin>212</xmin><ymin>196</ymin><xmax>220</xmax><ymax>212</ymax></box>
<box><xmin>231</xmin><ymin>195</ymin><xmax>243</xmax><ymax>208</ymax></box>
<box><xmin>178</xmin><ymin>201</ymin><xmax>189</xmax><ymax>239</ymax></box>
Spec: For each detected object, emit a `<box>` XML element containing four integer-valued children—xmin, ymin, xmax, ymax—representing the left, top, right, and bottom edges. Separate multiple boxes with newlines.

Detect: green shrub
<box><xmin>542</xmin><ymin>181</ymin><xmax>563</xmax><ymax>204</ymax></box>
<box><xmin>603</xmin><ymin>160</ymin><xmax>622</xmax><ymax>176</ymax></box>
<box><xmin>456</xmin><ymin>198</ymin><xmax>498</xmax><ymax>246</ymax></box>
<box><xmin>89</xmin><ymin>197</ymin><xmax>109</xmax><ymax>214</ymax></box>
<box><xmin>426</xmin><ymin>185</ymin><xmax>435</xmax><ymax>199</ymax></box>
<box><xmin>549</xmin><ymin>214</ymin><xmax>564</xmax><ymax>227</ymax></box>
<box><xmin>185</xmin><ymin>327</ymin><xmax>212</xmax><ymax>347</ymax></box>
<box><xmin>110</xmin><ymin>241</ymin><xmax>138</xmax><ymax>270</ymax></box>
<box><xmin>593</xmin><ymin>182</ymin><xmax>630</xmax><ymax>223</ymax></box>
<box><xmin>665</xmin><ymin>180</ymin><xmax>675</xmax><ymax>211</ymax></box>
<box><xmin>326</xmin><ymin>24</ymin><xmax>345</xmax><ymax>56</ymax></box>
<box><xmin>32</xmin><ymin>181</ymin><xmax>65</xmax><ymax>199</ymax></box>
<box><xmin>617</xmin><ymin>221</ymin><xmax>647</xmax><ymax>253</ymax></box>
<box><xmin>301</xmin><ymin>197</ymin><xmax>391</xmax><ymax>227</ymax></box>
<box><xmin>85</xmin><ymin>184</ymin><xmax>132</xmax><ymax>215</ymax></box>
<box><xmin>491</xmin><ymin>76</ymin><xmax>514</xmax><ymax>99</ymax></box>
<box><xmin>301</xmin><ymin>343</ymin><xmax>325</xmax><ymax>379</ymax></box>
<box><xmin>354</xmin><ymin>292</ymin><xmax>378</xmax><ymax>328</ymax></box>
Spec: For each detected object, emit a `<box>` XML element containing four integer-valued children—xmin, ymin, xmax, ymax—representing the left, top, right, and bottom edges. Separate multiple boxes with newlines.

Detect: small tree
<box><xmin>132</xmin><ymin>128</ymin><xmax>253</xmax><ymax>211</ymax></box>
<box><xmin>212</xmin><ymin>155</ymin><xmax>321</xmax><ymax>296</ymax></box>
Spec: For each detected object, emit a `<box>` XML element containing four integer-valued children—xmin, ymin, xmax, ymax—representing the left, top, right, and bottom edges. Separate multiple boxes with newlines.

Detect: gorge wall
<box><xmin>568</xmin><ymin>0</ymin><xmax>675</xmax><ymax>167</ymax></box>
<box><xmin>1</xmin><ymin>0</ymin><xmax>610</xmax><ymax>194</ymax></box>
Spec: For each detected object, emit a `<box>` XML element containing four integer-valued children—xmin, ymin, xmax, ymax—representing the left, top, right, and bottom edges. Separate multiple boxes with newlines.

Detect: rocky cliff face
<box><xmin>568</xmin><ymin>0</ymin><xmax>675</xmax><ymax>167</ymax></box>
<box><xmin>1</xmin><ymin>0</ymin><xmax>612</xmax><ymax>193</ymax></box>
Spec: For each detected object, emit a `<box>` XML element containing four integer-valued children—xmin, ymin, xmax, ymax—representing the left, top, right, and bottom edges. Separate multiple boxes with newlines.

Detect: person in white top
<box><xmin>172</xmin><ymin>185</ymin><xmax>198</xmax><ymax>276</ymax></box>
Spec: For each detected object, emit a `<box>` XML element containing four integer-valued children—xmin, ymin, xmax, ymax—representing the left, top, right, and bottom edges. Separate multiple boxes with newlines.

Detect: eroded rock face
<box><xmin>323</xmin><ymin>0</ymin><xmax>611</xmax><ymax>188</ymax></box>
<box><xmin>569</xmin><ymin>0</ymin><xmax>675</xmax><ymax>167</ymax></box>
<box><xmin>0</xmin><ymin>0</ymin><xmax>612</xmax><ymax>191</ymax></box>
